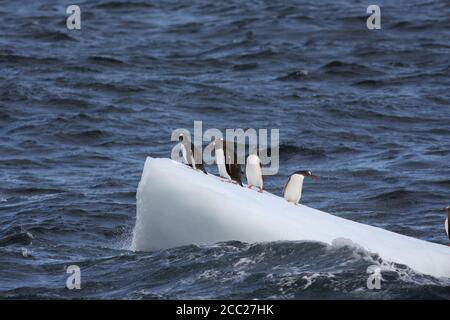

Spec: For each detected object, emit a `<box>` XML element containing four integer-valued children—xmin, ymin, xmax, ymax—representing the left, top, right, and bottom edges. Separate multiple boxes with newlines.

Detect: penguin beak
<box><xmin>310</xmin><ymin>175</ymin><xmax>317</xmax><ymax>181</ymax></box>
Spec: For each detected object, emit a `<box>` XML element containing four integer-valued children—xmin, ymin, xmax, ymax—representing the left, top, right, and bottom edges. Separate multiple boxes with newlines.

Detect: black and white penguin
<box><xmin>444</xmin><ymin>205</ymin><xmax>449</xmax><ymax>241</ymax></box>
<box><xmin>178</xmin><ymin>133</ymin><xmax>207</xmax><ymax>174</ymax></box>
<box><xmin>283</xmin><ymin>170</ymin><xmax>317</xmax><ymax>205</ymax></box>
<box><xmin>213</xmin><ymin>138</ymin><xmax>243</xmax><ymax>186</ymax></box>
<box><xmin>246</xmin><ymin>154</ymin><xmax>263</xmax><ymax>193</ymax></box>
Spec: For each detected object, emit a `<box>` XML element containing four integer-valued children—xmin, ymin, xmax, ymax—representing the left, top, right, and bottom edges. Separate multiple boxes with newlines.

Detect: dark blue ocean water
<box><xmin>0</xmin><ymin>0</ymin><xmax>449</xmax><ymax>299</ymax></box>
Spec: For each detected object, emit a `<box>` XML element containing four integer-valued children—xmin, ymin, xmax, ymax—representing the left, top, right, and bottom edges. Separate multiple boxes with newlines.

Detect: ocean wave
<box><xmin>321</xmin><ymin>60</ymin><xmax>382</xmax><ymax>76</ymax></box>
<box><xmin>95</xmin><ymin>1</ymin><xmax>154</xmax><ymax>9</ymax></box>
<box><xmin>87</xmin><ymin>56</ymin><xmax>127</xmax><ymax>66</ymax></box>
<box><xmin>0</xmin><ymin>54</ymin><xmax>61</xmax><ymax>65</ymax></box>
<box><xmin>123</xmin><ymin>241</ymin><xmax>449</xmax><ymax>299</ymax></box>
<box><xmin>279</xmin><ymin>144</ymin><xmax>326</xmax><ymax>157</ymax></box>
<box><xmin>276</xmin><ymin>70</ymin><xmax>309</xmax><ymax>81</ymax></box>
<box><xmin>232</xmin><ymin>63</ymin><xmax>258</xmax><ymax>71</ymax></box>
<box><xmin>0</xmin><ymin>227</ymin><xmax>34</xmax><ymax>246</ymax></box>
<box><xmin>56</xmin><ymin>130</ymin><xmax>113</xmax><ymax>144</ymax></box>
<box><xmin>28</xmin><ymin>31</ymin><xmax>76</xmax><ymax>42</ymax></box>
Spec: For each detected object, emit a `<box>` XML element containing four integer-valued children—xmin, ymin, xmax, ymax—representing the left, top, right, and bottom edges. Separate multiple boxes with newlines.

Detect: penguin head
<box><xmin>212</xmin><ymin>137</ymin><xmax>224</xmax><ymax>148</ymax></box>
<box><xmin>444</xmin><ymin>206</ymin><xmax>450</xmax><ymax>216</ymax></box>
<box><xmin>247</xmin><ymin>154</ymin><xmax>260</xmax><ymax>165</ymax></box>
<box><xmin>294</xmin><ymin>170</ymin><xmax>317</xmax><ymax>181</ymax></box>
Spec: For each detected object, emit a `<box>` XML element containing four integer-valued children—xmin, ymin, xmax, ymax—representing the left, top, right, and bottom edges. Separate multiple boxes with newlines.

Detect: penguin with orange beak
<box><xmin>283</xmin><ymin>170</ymin><xmax>317</xmax><ymax>205</ymax></box>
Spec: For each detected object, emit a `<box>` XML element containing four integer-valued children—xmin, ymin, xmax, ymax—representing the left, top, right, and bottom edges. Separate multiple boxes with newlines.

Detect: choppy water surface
<box><xmin>0</xmin><ymin>0</ymin><xmax>449</xmax><ymax>299</ymax></box>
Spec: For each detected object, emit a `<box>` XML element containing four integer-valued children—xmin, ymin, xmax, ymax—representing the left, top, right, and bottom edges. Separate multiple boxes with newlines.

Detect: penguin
<box><xmin>246</xmin><ymin>154</ymin><xmax>263</xmax><ymax>193</ymax></box>
<box><xmin>213</xmin><ymin>138</ymin><xmax>243</xmax><ymax>186</ymax></box>
<box><xmin>213</xmin><ymin>138</ymin><xmax>231</xmax><ymax>180</ymax></box>
<box><xmin>444</xmin><ymin>205</ymin><xmax>449</xmax><ymax>241</ymax></box>
<box><xmin>283</xmin><ymin>170</ymin><xmax>317</xmax><ymax>205</ymax></box>
<box><xmin>178</xmin><ymin>133</ymin><xmax>207</xmax><ymax>174</ymax></box>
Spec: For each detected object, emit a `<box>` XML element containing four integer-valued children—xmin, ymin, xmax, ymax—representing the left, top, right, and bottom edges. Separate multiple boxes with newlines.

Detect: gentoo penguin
<box><xmin>213</xmin><ymin>138</ymin><xmax>243</xmax><ymax>186</ymax></box>
<box><xmin>444</xmin><ymin>205</ymin><xmax>449</xmax><ymax>241</ymax></box>
<box><xmin>283</xmin><ymin>170</ymin><xmax>317</xmax><ymax>205</ymax></box>
<box><xmin>246</xmin><ymin>154</ymin><xmax>263</xmax><ymax>193</ymax></box>
<box><xmin>178</xmin><ymin>133</ymin><xmax>207</xmax><ymax>174</ymax></box>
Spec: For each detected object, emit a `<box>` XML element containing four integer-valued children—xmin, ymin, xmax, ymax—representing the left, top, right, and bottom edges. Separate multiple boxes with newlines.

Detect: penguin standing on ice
<box><xmin>283</xmin><ymin>170</ymin><xmax>317</xmax><ymax>205</ymax></box>
<box><xmin>213</xmin><ymin>138</ymin><xmax>243</xmax><ymax>186</ymax></box>
<box><xmin>246</xmin><ymin>154</ymin><xmax>263</xmax><ymax>193</ymax></box>
<box><xmin>444</xmin><ymin>205</ymin><xmax>449</xmax><ymax>241</ymax></box>
<box><xmin>178</xmin><ymin>133</ymin><xmax>207</xmax><ymax>174</ymax></box>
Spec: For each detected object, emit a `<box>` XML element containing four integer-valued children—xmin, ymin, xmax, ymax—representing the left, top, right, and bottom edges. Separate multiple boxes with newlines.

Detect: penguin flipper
<box><xmin>190</xmin><ymin>142</ymin><xmax>207</xmax><ymax>174</ymax></box>
<box><xmin>282</xmin><ymin>176</ymin><xmax>291</xmax><ymax>196</ymax></box>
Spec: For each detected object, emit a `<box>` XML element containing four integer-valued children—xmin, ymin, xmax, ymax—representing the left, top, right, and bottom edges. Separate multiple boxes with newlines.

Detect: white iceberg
<box><xmin>131</xmin><ymin>157</ymin><xmax>450</xmax><ymax>279</ymax></box>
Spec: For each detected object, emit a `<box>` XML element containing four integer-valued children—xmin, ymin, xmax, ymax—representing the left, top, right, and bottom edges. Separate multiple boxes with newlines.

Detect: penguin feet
<box><xmin>258</xmin><ymin>187</ymin><xmax>263</xmax><ymax>193</ymax></box>
<box><xmin>247</xmin><ymin>185</ymin><xmax>253</xmax><ymax>189</ymax></box>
